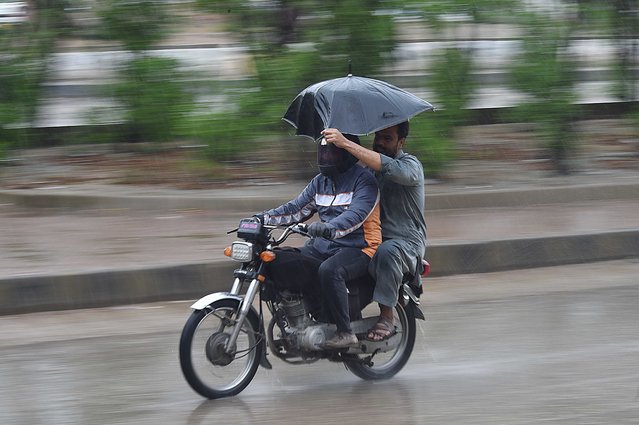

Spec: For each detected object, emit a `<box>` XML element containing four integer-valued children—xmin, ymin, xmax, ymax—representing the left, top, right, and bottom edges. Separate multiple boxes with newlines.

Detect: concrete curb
<box><xmin>426</xmin><ymin>182</ymin><xmax>639</xmax><ymax>210</ymax></box>
<box><xmin>427</xmin><ymin>230</ymin><xmax>639</xmax><ymax>276</ymax></box>
<box><xmin>2</xmin><ymin>182</ymin><xmax>639</xmax><ymax>212</ymax></box>
<box><xmin>2</xmin><ymin>230</ymin><xmax>638</xmax><ymax>315</ymax></box>
<box><xmin>0</xmin><ymin>262</ymin><xmax>234</xmax><ymax>316</ymax></box>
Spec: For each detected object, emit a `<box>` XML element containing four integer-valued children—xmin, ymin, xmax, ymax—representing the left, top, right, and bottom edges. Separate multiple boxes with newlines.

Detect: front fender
<box><xmin>190</xmin><ymin>292</ymin><xmax>243</xmax><ymax>310</ymax></box>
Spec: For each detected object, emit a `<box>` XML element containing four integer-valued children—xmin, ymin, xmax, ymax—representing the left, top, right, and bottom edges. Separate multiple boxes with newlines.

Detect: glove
<box><xmin>307</xmin><ymin>222</ymin><xmax>336</xmax><ymax>239</ymax></box>
<box><xmin>252</xmin><ymin>213</ymin><xmax>266</xmax><ymax>224</ymax></box>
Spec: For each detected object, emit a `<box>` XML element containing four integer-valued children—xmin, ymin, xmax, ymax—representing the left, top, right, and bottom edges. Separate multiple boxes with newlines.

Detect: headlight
<box><xmin>231</xmin><ymin>242</ymin><xmax>254</xmax><ymax>262</ymax></box>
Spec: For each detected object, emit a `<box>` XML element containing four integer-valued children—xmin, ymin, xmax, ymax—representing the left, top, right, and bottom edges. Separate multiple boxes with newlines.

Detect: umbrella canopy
<box><xmin>283</xmin><ymin>75</ymin><xmax>434</xmax><ymax>141</ymax></box>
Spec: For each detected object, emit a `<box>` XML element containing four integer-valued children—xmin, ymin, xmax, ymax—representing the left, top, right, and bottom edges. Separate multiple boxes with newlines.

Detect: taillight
<box><xmin>421</xmin><ymin>260</ymin><xmax>431</xmax><ymax>277</ymax></box>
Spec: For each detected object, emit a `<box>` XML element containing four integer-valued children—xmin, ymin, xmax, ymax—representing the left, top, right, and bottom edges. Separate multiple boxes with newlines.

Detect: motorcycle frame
<box><xmin>190</xmin><ymin>223</ymin><xmax>425</xmax><ymax>361</ymax></box>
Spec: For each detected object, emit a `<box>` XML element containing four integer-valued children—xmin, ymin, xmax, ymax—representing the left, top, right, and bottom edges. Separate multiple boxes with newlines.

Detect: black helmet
<box><xmin>317</xmin><ymin>134</ymin><xmax>360</xmax><ymax>177</ymax></box>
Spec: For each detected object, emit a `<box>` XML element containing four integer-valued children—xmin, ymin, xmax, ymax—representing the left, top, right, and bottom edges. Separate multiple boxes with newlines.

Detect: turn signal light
<box><xmin>224</xmin><ymin>246</ymin><xmax>232</xmax><ymax>257</ymax></box>
<box><xmin>260</xmin><ymin>251</ymin><xmax>276</xmax><ymax>263</ymax></box>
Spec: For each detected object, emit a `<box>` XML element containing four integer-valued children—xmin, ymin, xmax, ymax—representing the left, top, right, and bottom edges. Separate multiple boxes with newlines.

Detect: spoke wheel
<box><xmin>179</xmin><ymin>298</ymin><xmax>262</xmax><ymax>399</ymax></box>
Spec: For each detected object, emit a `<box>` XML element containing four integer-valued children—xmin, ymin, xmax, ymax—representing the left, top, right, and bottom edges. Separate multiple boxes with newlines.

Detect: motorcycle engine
<box><xmin>297</xmin><ymin>325</ymin><xmax>326</xmax><ymax>351</ymax></box>
<box><xmin>273</xmin><ymin>293</ymin><xmax>329</xmax><ymax>352</ymax></box>
<box><xmin>280</xmin><ymin>294</ymin><xmax>310</xmax><ymax>329</ymax></box>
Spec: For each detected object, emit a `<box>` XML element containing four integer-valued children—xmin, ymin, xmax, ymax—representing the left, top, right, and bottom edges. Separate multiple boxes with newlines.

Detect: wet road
<box><xmin>1</xmin><ymin>260</ymin><xmax>639</xmax><ymax>424</ymax></box>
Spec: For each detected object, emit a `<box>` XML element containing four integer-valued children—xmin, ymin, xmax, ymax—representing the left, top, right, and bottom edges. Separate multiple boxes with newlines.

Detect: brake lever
<box><xmin>291</xmin><ymin>223</ymin><xmax>310</xmax><ymax>236</ymax></box>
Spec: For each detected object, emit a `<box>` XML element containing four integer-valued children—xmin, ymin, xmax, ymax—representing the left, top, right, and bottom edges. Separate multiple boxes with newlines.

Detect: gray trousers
<box><xmin>369</xmin><ymin>239</ymin><xmax>420</xmax><ymax>308</ymax></box>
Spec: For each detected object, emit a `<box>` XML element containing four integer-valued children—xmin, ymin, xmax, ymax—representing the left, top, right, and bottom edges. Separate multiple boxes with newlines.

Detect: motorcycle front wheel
<box><xmin>344</xmin><ymin>302</ymin><xmax>416</xmax><ymax>380</ymax></box>
<box><xmin>179</xmin><ymin>298</ymin><xmax>263</xmax><ymax>399</ymax></box>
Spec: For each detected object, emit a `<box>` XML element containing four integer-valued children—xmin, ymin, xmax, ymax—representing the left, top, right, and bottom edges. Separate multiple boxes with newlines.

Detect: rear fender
<box><xmin>402</xmin><ymin>284</ymin><xmax>425</xmax><ymax>321</ymax></box>
<box><xmin>402</xmin><ymin>283</ymin><xmax>420</xmax><ymax>305</ymax></box>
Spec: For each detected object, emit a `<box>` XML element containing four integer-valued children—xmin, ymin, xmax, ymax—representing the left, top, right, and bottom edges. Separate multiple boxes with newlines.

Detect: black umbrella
<box><xmin>283</xmin><ymin>74</ymin><xmax>434</xmax><ymax>141</ymax></box>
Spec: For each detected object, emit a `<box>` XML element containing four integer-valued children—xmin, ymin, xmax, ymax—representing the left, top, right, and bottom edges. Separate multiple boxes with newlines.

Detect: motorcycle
<box><xmin>179</xmin><ymin>217</ymin><xmax>430</xmax><ymax>399</ymax></box>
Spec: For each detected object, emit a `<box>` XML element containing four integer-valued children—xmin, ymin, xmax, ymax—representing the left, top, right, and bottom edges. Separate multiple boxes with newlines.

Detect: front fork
<box><xmin>224</xmin><ymin>266</ymin><xmax>264</xmax><ymax>355</ymax></box>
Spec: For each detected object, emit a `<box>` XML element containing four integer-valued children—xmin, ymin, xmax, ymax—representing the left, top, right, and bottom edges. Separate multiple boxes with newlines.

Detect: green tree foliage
<box><xmin>114</xmin><ymin>56</ymin><xmax>195</xmax><ymax>143</ymax></box>
<box><xmin>0</xmin><ymin>33</ymin><xmax>42</xmax><ymax>155</ymax></box>
<box><xmin>575</xmin><ymin>0</ymin><xmax>638</xmax><ymax>101</ymax></box>
<box><xmin>99</xmin><ymin>1</ymin><xmax>193</xmax><ymax>143</ymax></box>
<box><xmin>409</xmin><ymin>115</ymin><xmax>455</xmax><ymax>180</ymax></box>
<box><xmin>609</xmin><ymin>0</ymin><xmax>638</xmax><ymax>101</ymax></box>
<box><xmin>412</xmin><ymin>0</ymin><xmax>519</xmax><ymax>30</ymax></box>
<box><xmin>313</xmin><ymin>0</ymin><xmax>395</xmax><ymax>77</ymax></box>
<box><xmin>194</xmin><ymin>0</ymin><xmax>396</xmax><ymax>160</ymax></box>
<box><xmin>429</xmin><ymin>47</ymin><xmax>475</xmax><ymax>137</ymax></box>
<box><xmin>0</xmin><ymin>1</ymin><xmax>65</xmax><ymax>157</ymax></box>
<box><xmin>412</xmin><ymin>47</ymin><xmax>475</xmax><ymax>178</ymax></box>
<box><xmin>99</xmin><ymin>0</ymin><xmax>173</xmax><ymax>52</ymax></box>
<box><xmin>510</xmin><ymin>20</ymin><xmax>578</xmax><ymax>174</ymax></box>
<box><xmin>181</xmin><ymin>50</ymin><xmax>322</xmax><ymax>161</ymax></box>
<box><xmin>398</xmin><ymin>0</ymin><xmax>509</xmax><ymax>178</ymax></box>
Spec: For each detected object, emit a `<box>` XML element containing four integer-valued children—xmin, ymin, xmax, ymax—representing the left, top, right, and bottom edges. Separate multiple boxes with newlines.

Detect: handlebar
<box><xmin>226</xmin><ymin>222</ymin><xmax>310</xmax><ymax>245</ymax></box>
<box><xmin>228</xmin><ymin>220</ymin><xmax>350</xmax><ymax>248</ymax></box>
<box><xmin>273</xmin><ymin>223</ymin><xmax>309</xmax><ymax>245</ymax></box>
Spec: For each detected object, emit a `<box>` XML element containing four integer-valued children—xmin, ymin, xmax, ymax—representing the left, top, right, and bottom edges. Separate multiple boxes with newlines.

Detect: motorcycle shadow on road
<box><xmin>345</xmin><ymin>379</ymin><xmax>420</xmax><ymax>419</ymax></box>
<box><xmin>183</xmin><ymin>377</ymin><xmax>419</xmax><ymax>424</ymax></box>
<box><xmin>185</xmin><ymin>397</ymin><xmax>255</xmax><ymax>425</ymax></box>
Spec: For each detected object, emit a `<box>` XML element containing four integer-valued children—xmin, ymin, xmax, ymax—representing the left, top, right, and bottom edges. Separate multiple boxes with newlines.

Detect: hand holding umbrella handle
<box><xmin>321</xmin><ymin>128</ymin><xmax>343</xmax><ymax>147</ymax></box>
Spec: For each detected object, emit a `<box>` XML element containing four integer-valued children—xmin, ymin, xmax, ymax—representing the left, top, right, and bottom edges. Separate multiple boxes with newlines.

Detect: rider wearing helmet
<box><xmin>256</xmin><ymin>134</ymin><xmax>381</xmax><ymax>349</ymax></box>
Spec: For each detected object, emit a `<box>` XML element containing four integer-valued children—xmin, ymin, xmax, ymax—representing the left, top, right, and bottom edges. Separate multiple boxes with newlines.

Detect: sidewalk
<box><xmin>1</xmin><ymin>172</ymin><xmax>639</xmax><ymax>315</ymax></box>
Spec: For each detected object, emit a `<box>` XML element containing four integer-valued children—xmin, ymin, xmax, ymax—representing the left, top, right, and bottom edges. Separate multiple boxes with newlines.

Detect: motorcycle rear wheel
<box><xmin>179</xmin><ymin>298</ymin><xmax>263</xmax><ymax>399</ymax></box>
<box><xmin>345</xmin><ymin>303</ymin><xmax>416</xmax><ymax>380</ymax></box>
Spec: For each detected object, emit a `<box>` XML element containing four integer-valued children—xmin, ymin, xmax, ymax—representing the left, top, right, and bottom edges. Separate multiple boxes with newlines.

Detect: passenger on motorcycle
<box><xmin>254</xmin><ymin>134</ymin><xmax>382</xmax><ymax>349</ymax></box>
<box><xmin>321</xmin><ymin>122</ymin><xmax>427</xmax><ymax>342</ymax></box>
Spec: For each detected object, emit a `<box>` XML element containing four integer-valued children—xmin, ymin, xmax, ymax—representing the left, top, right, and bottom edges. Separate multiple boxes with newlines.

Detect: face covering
<box><xmin>317</xmin><ymin>134</ymin><xmax>360</xmax><ymax>177</ymax></box>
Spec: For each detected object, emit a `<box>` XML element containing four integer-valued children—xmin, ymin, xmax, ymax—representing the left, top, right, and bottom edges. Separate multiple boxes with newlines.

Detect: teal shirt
<box><xmin>376</xmin><ymin>150</ymin><xmax>427</xmax><ymax>257</ymax></box>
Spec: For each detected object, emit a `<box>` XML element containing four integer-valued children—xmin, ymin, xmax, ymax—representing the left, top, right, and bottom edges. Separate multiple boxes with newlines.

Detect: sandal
<box><xmin>366</xmin><ymin>318</ymin><xmax>396</xmax><ymax>342</ymax></box>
